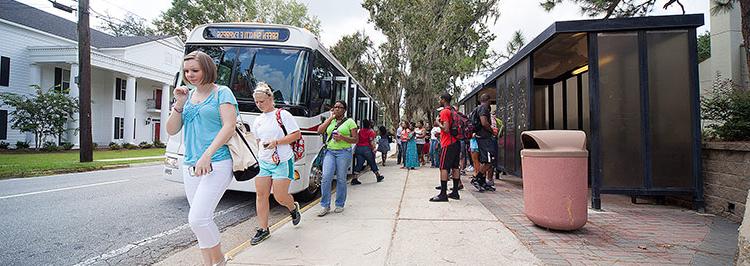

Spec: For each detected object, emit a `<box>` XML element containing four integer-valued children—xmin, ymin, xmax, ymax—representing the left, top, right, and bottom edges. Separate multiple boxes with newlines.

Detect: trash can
<box><xmin>521</xmin><ymin>130</ymin><xmax>588</xmax><ymax>231</ymax></box>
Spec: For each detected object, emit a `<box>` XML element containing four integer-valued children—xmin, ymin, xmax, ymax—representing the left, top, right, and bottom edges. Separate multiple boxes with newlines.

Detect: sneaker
<box><xmin>471</xmin><ymin>178</ymin><xmax>485</xmax><ymax>192</ymax></box>
<box><xmin>317</xmin><ymin>207</ymin><xmax>330</xmax><ymax>217</ymax></box>
<box><xmin>486</xmin><ymin>179</ymin><xmax>495</xmax><ymax>187</ymax></box>
<box><xmin>250</xmin><ymin>228</ymin><xmax>270</xmax><ymax>245</ymax></box>
<box><xmin>376</xmin><ymin>175</ymin><xmax>384</xmax><ymax>182</ymax></box>
<box><xmin>483</xmin><ymin>184</ymin><xmax>496</xmax><ymax>191</ymax></box>
<box><xmin>465</xmin><ymin>165</ymin><xmax>475</xmax><ymax>172</ymax></box>
<box><xmin>351</xmin><ymin>178</ymin><xmax>362</xmax><ymax>185</ymax></box>
<box><xmin>448</xmin><ymin>191</ymin><xmax>460</xmax><ymax>200</ymax></box>
<box><xmin>429</xmin><ymin>194</ymin><xmax>449</xmax><ymax>202</ymax></box>
<box><xmin>334</xmin><ymin>206</ymin><xmax>345</xmax><ymax>213</ymax></box>
<box><xmin>290</xmin><ymin>202</ymin><xmax>301</xmax><ymax>226</ymax></box>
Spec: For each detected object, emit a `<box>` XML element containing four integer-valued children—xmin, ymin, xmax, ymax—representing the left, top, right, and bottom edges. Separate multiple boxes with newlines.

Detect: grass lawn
<box><xmin>0</xmin><ymin>148</ymin><xmax>166</xmax><ymax>179</ymax></box>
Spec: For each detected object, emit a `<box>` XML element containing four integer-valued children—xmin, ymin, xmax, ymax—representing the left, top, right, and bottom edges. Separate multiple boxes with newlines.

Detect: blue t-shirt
<box><xmin>182</xmin><ymin>85</ymin><xmax>238</xmax><ymax>166</ymax></box>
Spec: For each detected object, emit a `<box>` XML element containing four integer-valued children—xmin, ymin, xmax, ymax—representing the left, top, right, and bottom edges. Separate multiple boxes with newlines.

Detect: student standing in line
<box><xmin>399</xmin><ymin>121</ymin><xmax>411</xmax><ymax>169</ymax></box>
<box><xmin>405</xmin><ymin>122</ymin><xmax>420</xmax><ymax>169</ymax></box>
<box><xmin>414</xmin><ymin>121</ymin><xmax>427</xmax><ymax>165</ymax></box>
<box><xmin>376</xmin><ymin>126</ymin><xmax>391</xmax><ymax>166</ymax></box>
<box><xmin>430</xmin><ymin>93</ymin><xmax>461</xmax><ymax>202</ymax></box>
<box><xmin>352</xmin><ymin>119</ymin><xmax>385</xmax><ymax>184</ymax></box>
<box><xmin>396</xmin><ymin>121</ymin><xmax>404</xmax><ymax>165</ymax></box>
<box><xmin>166</xmin><ymin>51</ymin><xmax>237</xmax><ymax>266</ymax></box>
<box><xmin>429</xmin><ymin>119</ymin><xmax>441</xmax><ymax>168</ymax></box>
<box><xmin>473</xmin><ymin>93</ymin><xmax>498</xmax><ymax>191</ymax></box>
<box><xmin>316</xmin><ymin>100</ymin><xmax>358</xmax><ymax>216</ymax></box>
<box><xmin>248</xmin><ymin>82</ymin><xmax>302</xmax><ymax>245</ymax></box>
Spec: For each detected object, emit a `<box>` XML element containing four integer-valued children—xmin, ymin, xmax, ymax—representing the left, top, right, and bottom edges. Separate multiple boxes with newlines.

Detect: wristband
<box><xmin>173</xmin><ymin>106</ymin><xmax>183</xmax><ymax>113</ymax></box>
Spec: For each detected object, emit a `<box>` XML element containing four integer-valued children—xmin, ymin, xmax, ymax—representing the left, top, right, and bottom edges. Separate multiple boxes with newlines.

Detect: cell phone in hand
<box><xmin>188</xmin><ymin>164</ymin><xmax>213</xmax><ymax>176</ymax></box>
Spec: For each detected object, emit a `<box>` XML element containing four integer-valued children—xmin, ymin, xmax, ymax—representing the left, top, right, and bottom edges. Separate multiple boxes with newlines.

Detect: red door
<box><xmin>154</xmin><ymin>122</ymin><xmax>161</xmax><ymax>142</ymax></box>
<box><xmin>155</xmin><ymin>89</ymin><xmax>162</xmax><ymax>109</ymax></box>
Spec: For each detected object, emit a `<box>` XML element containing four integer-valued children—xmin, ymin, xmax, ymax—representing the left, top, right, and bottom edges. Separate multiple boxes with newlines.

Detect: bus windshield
<box><xmin>186</xmin><ymin>45</ymin><xmax>309</xmax><ymax>106</ymax></box>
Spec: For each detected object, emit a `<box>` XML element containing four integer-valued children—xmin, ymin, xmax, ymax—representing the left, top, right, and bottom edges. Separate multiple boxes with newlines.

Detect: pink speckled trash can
<box><xmin>521</xmin><ymin>130</ymin><xmax>588</xmax><ymax>231</ymax></box>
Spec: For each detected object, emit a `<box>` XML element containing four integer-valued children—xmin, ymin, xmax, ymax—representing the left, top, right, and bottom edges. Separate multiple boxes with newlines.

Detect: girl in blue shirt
<box><xmin>166</xmin><ymin>51</ymin><xmax>237</xmax><ymax>266</ymax></box>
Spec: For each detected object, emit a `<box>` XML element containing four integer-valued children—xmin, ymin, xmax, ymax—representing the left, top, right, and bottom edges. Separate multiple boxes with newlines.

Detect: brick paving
<box><xmin>471</xmin><ymin>175</ymin><xmax>739</xmax><ymax>265</ymax></box>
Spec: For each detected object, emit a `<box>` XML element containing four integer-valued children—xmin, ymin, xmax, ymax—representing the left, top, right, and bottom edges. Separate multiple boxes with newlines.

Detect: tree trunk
<box><xmin>741</xmin><ymin>0</ymin><xmax>750</xmax><ymax>90</ymax></box>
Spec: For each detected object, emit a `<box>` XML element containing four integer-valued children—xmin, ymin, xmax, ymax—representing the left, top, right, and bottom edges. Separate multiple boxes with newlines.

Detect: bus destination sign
<box><xmin>203</xmin><ymin>27</ymin><xmax>290</xmax><ymax>42</ymax></box>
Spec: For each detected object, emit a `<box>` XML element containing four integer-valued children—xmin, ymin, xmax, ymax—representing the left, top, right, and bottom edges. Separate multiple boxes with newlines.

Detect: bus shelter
<box><xmin>458</xmin><ymin>14</ymin><xmax>704</xmax><ymax>209</ymax></box>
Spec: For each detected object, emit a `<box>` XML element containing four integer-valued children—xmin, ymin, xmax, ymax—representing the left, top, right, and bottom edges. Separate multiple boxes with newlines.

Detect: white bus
<box><xmin>163</xmin><ymin>23</ymin><xmax>381</xmax><ymax>200</ymax></box>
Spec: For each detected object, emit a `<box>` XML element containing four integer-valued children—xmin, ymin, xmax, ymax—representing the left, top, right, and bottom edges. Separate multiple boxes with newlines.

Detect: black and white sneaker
<box><xmin>483</xmin><ymin>184</ymin><xmax>496</xmax><ymax>191</ymax></box>
<box><xmin>471</xmin><ymin>178</ymin><xmax>485</xmax><ymax>192</ymax></box>
<box><xmin>290</xmin><ymin>202</ymin><xmax>301</xmax><ymax>226</ymax></box>
<box><xmin>250</xmin><ymin>228</ymin><xmax>270</xmax><ymax>245</ymax></box>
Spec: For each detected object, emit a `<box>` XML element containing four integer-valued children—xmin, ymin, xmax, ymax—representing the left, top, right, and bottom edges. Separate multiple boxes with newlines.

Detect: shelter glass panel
<box><xmin>597</xmin><ymin>32</ymin><xmax>644</xmax><ymax>188</ymax></box>
<box><xmin>553</xmin><ymin>82</ymin><xmax>564</xmax><ymax>129</ymax></box>
<box><xmin>566</xmin><ymin>77</ymin><xmax>579</xmax><ymax>130</ymax></box>
<box><xmin>533</xmin><ymin>85</ymin><xmax>547</xmax><ymax>130</ymax></box>
<box><xmin>516</xmin><ymin>58</ymin><xmax>529</xmax><ymax>173</ymax></box>
<box><xmin>496</xmin><ymin>76</ymin><xmax>506</xmax><ymax>171</ymax></box>
<box><xmin>582</xmin><ymin>72</ymin><xmax>590</xmax><ymax>133</ymax></box>
<box><xmin>647</xmin><ymin>30</ymin><xmax>694</xmax><ymax>188</ymax></box>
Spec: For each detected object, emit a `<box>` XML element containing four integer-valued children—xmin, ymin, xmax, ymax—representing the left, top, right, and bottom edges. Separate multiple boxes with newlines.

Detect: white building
<box><xmin>699</xmin><ymin>0</ymin><xmax>749</xmax><ymax>93</ymax></box>
<box><xmin>0</xmin><ymin>0</ymin><xmax>184</xmax><ymax>147</ymax></box>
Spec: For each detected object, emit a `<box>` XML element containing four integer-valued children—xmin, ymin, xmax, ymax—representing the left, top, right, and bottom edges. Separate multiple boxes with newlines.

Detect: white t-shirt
<box><xmin>414</xmin><ymin>128</ymin><xmax>426</xmax><ymax>144</ymax></box>
<box><xmin>251</xmin><ymin>109</ymin><xmax>300</xmax><ymax>163</ymax></box>
<box><xmin>430</xmin><ymin>127</ymin><xmax>441</xmax><ymax>140</ymax></box>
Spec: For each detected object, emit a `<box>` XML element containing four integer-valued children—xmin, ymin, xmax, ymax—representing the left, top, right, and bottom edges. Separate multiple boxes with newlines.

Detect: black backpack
<box><xmin>468</xmin><ymin>106</ymin><xmax>482</xmax><ymax>133</ymax></box>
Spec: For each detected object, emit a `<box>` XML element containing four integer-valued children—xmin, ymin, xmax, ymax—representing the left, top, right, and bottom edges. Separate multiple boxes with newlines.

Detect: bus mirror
<box><xmin>320</xmin><ymin>80</ymin><xmax>331</xmax><ymax>99</ymax></box>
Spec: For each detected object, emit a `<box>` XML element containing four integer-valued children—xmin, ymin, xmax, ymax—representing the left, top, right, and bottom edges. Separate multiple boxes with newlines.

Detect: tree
<box><xmin>154</xmin><ymin>0</ymin><xmax>321</xmax><ymax>40</ymax></box>
<box><xmin>100</xmin><ymin>13</ymin><xmax>157</xmax><ymax>36</ymax></box>
<box><xmin>698</xmin><ymin>31</ymin><xmax>710</xmax><ymax>63</ymax></box>
<box><xmin>540</xmin><ymin>0</ymin><xmax>686</xmax><ymax>19</ymax></box>
<box><xmin>363</xmin><ymin>0</ymin><xmax>500</xmax><ymax>122</ymax></box>
<box><xmin>0</xmin><ymin>86</ymin><xmax>79</xmax><ymax>150</ymax></box>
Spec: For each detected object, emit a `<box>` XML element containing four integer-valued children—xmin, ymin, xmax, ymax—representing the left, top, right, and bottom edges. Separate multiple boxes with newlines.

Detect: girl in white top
<box><xmin>248</xmin><ymin>82</ymin><xmax>302</xmax><ymax>245</ymax></box>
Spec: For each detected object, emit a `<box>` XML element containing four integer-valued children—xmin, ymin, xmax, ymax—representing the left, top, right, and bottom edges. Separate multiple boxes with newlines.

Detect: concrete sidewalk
<box><xmin>227</xmin><ymin>164</ymin><xmax>541</xmax><ymax>265</ymax></box>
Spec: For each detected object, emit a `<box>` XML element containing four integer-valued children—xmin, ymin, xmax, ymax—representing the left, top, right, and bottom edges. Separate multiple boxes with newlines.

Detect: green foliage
<box><xmin>702</xmin><ymin>74</ymin><xmax>750</xmax><ymax>141</ymax></box>
<box><xmin>15</xmin><ymin>141</ymin><xmax>29</xmax><ymax>149</ymax></box>
<box><xmin>153</xmin><ymin>140</ymin><xmax>166</xmax><ymax>148</ymax></box>
<box><xmin>109</xmin><ymin>142</ymin><xmax>122</xmax><ymax>150</ymax></box>
<box><xmin>42</xmin><ymin>141</ymin><xmax>60</xmax><ymax>152</ymax></box>
<box><xmin>540</xmin><ymin>0</ymin><xmax>687</xmax><ymax>19</ymax></box>
<box><xmin>0</xmin><ymin>86</ymin><xmax>79</xmax><ymax>150</ymax></box>
<box><xmin>0</xmin><ymin>141</ymin><xmax>9</xmax><ymax>149</ymax></box>
<box><xmin>698</xmin><ymin>31</ymin><xmax>710</xmax><ymax>62</ymax></box>
<box><xmin>122</xmin><ymin>143</ymin><xmax>139</xmax><ymax>150</ymax></box>
<box><xmin>362</xmin><ymin>0</ymin><xmax>500</xmax><ymax>124</ymax></box>
<box><xmin>138</xmin><ymin>141</ymin><xmax>154</xmax><ymax>149</ymax></box>
<box><xmin>155</xmin><ymin>0</ymin><xmax>321</xmax><ymax>40</ymax></box>
<box><xmin>60</xmin><ymin>142</ymin><xmax>74</xmax><ymax>150</ymax></box>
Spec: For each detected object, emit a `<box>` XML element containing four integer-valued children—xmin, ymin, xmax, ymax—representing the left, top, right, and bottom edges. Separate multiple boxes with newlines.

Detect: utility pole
<box><xmin>78</xmin><ymin>0</ymin><xmax>93</xmax><ymax>162</ymax></box>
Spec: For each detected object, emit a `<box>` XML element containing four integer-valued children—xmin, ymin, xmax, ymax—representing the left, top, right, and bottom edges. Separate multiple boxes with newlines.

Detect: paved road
<box><xmin>0</xmin><ymin>165</ymin><xmax>278</xmax><ymax>265</ymax></box>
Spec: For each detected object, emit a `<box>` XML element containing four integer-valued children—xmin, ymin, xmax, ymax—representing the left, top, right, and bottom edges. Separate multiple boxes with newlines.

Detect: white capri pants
<box><xmin>182</xmin><ymin>159</ymin><xmax>233</xmax><ymax>249</ymax></box>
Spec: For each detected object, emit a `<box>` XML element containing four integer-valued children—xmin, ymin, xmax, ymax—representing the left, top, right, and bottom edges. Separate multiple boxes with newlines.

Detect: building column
<box><xmin>159</xmin><ymin>83</ymin><xmax>170</xmax><ymax>142</ymax></box>
<box><xmin>68</xmin><ymin>63</ymin><xmax>80</xmax><ymax>147</ymax></box>
<box><xmin>123</xmin><ymin>76</ymin><xmax>136</xmax><ymax>144</ymax></box>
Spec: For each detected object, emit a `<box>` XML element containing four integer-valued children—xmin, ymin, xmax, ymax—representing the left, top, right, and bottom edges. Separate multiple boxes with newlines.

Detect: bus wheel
<box><xmin>295</xmin><ymin>166</ymin><xmax>321</xmax><ymax>201</ymax></box>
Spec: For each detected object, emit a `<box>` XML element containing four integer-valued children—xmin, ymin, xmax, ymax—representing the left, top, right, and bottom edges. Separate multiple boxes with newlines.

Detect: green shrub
<box><xmin>702</xmin><ymin>75</ymin><xmax>750</xmax><ymax>141</ymax></box>
<box><xmin>92</xmin><ymin>142</ymin><xmax>99</xmax><ymax>149</ymax></box>
<box><xmin>153</xmin><ymin>140</ymin><xmax>166</xmax><ymax>148</ymax></box>
<box><xmin>122</xmin><ymin>143</ymin><xmax>139</xmax><ymax>149</ymax></box>
<box><xmin>0</xmin><ymin>141</ymin><xmax>9</xmax><ymax>149</ymax></box>
<box><xmin>42</xmin><ymin>141</ymin><xmax>60</xmax><ymax>152</ymax></box>
<box><xmin>138</xmin><ymin>141</ymin><xmax>153</xmax><ymax>149</ymax></box>
<box><xmin>15</xmin><ymin>141</ymin><xmax>29</xmax><ymax>149</ymax></box>
<box><xmin>60</xmin><ymin>142</ymin><xmax>74</xmax><ymax>150</ymax></box>
<box><xmin>109</xmin><ymin>142</ymin><xmax>121</xmax><ymax>150</ymax></box>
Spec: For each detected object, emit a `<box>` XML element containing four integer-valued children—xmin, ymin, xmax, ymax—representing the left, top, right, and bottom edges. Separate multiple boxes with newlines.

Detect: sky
<box><xmin>18</xmin><ymin>0</ymin><xmax>711</xmax><ymax>91</ymax></box>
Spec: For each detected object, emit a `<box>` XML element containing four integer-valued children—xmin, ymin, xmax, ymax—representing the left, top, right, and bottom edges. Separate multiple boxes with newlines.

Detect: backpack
<box><xmin>448</xmin><ymin>107</ymin><xmax>473</xmax><ymax>140</ymax></box>
<box><xmin>275</xmin><ymin>109</ymin><xmax>305</xmax><ymax>160</ymax></box>
<box><xmin>468</xmin><ymin>106</ymin><xmax>482</xmax><ymax>133</ymax></box>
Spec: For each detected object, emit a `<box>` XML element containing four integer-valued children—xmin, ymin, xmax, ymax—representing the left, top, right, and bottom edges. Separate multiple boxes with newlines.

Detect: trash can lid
<box><xmin>520</xmin><ymin>130</ymin><xmax>588</xmax><ymax>158</ymax></box>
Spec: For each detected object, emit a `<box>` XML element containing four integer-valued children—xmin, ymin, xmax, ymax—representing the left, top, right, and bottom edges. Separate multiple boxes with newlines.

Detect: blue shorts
<box><xmin>469</xmin><ymin>138</ymin><xmax>479</xmax><ymax>152</ymax></box>
<box><xmin>258</xmin><ymin>158</ymin><xmax>295</xmax><ymax>180</ymax></box>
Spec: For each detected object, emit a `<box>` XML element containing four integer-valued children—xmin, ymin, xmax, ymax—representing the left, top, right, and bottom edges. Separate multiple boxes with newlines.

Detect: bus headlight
<box><xmin>164</xmin><ymin>156</ymin><xmax>179</xmax><ymax>169</ymax></box>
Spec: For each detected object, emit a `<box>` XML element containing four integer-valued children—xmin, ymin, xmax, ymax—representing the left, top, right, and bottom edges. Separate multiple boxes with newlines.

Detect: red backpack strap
<box><xmin>275</xmin><ymin>108</ymin><xmax>288</xmax><ymax>135</ymax></box>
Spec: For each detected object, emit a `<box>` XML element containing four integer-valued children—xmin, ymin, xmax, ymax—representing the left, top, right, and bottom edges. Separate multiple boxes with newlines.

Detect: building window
<box><xmin>115</xmin><ymin>78</ymin><xmax>127</xmax><ymax>101</ymax></box>
<box><xmin>0</xmin><ymin>110</ymin><xmax>7</xmax><ymax>140</ymax></box>
<box><xmin>54</xmin><ymin>67</ymin><xmax>71</xmax><ymax>93</ymax></box>
<box><xmin>114</xmin><ymin>117</ymin><xmax>124</xmax><ymax>140</ymax></box>
<box><xmin>0</xmin><ymin>56</ymin><xmax>9</xmax><ymax>87</ymax></box>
